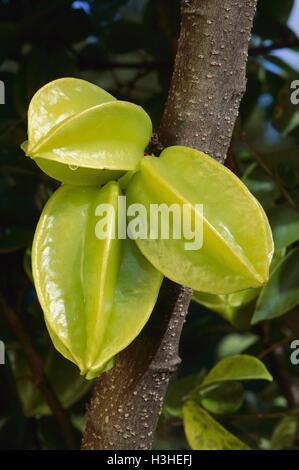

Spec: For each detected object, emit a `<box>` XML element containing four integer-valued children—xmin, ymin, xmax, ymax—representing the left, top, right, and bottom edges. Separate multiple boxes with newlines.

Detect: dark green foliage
<box><xmin>0</xmin><ymin>0</ymin><xmax>299</xmax><ymax>450</ymax></box>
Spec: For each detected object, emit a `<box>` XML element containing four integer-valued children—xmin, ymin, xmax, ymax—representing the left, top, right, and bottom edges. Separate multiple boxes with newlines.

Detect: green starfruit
<box><xmin>192</xmin><ymin>247</ymin><xmax>285</xmax><ymax>327</ymax></box>
<box><xmin>25</xmin><ymin>78</ymin><xmax>275</xmax><ymax>381</ymax></box>
<box><xmin>126</xmin><ymin>146</ymin><xmax>273</xmax><ymax>294</ymax></box>
<box><xmin>21</xmin><ymin>78</ymin><xmax>152</xmax><ymax>185</ymax></box>
<box><xmin>32</xmin><ymin>181</ymin><xmax>163</xmax><ymax>379</ymax></box>
<box><xmin>192</xmin><ymin>289</ymin><xmax>259</xmax><ymax>329</ymax></box>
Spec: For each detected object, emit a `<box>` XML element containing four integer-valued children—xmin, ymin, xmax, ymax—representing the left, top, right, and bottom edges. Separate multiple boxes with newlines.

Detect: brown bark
<box><xmin>82</xmin><ymin>280</ymin><xmax>192</xmax><ymax>449</ymax></box>
<box><xmin>160</xmin><ymin>0</ymin><xmax>257</xmax><ymax>162</ymax></box>
<box><xmin>82</xmin><ymin>0</ymin><xmax>257</xmax><ymax>450</ymax></box>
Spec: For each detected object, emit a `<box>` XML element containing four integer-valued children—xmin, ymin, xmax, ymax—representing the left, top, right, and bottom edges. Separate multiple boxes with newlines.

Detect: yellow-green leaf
<box><xmin>202</xmin><ymin>355</ymin><xmax>273</xmax><ymax>387</ymax></box>
<box><xmin>8</xmin><ymin>346</ymin><xmax>93</xmax><ymax>417</ymax></box>
<box><xmin>199</xmin><ymin>381</ymin><xmax>245</xmax><ymax>415</ymax></box>
<box><xmin>252</xmin><ymin>247</ymin><xmax>299</xmax><ymax>324</ymax></box>
<box><xmin>183</xmin><ymin>400</ymin><xmax>250</xmax><ymax>450</ymax></box>
<box><xmin>193</xmin><ymin>288</ymin><xmax>259</xmax><ymax>329</ymax></box>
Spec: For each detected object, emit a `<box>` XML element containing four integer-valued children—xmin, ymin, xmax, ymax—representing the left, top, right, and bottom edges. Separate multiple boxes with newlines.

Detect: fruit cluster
<box><xmin>22</xmin><ymin>78</ymin><xmax>273</xmax><ymax>378</ymax></box>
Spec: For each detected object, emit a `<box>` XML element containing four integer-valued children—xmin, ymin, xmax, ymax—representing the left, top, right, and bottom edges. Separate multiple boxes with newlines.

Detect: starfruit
<box><xmin>21</xmin><ymin>78</ymin><xmax>152</xmax><ymax>185</ymax></box>
<box><xmin>32</xmin><ymin>181</ymin><xmax>163</xmax><ymax>379</ymax></box>
<box><xmin>192</xmin><ymin>248</ymin><xmax>285</xmax><ymax>328</ymax></box>
<box><xmin>126</xmin><ymin>146</ymin><xmax>274</xmax><ymax>294</ymax></box>
<box><xmin>193</xmin><ymin>289</ymin><xmax>260</xmax><ymax>329</ymax></box>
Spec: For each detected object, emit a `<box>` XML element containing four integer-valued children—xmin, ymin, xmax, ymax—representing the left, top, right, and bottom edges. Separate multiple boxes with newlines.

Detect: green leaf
<box><xmin>271</xmin><ymin>415</ymin><xmax>298</xmax><ymax>450</ymax></box>
<box><xmin>253</xmin><ymin>0</ymin><xmax>296</xmax><ymax>41</ymax></box>
<box><xmin>267</xmin><ymin>206</ymin><xmax>299</xmax><ymax>250</ymax></box>
<box><xmin>252</xmin><ymin>247</ymin><xmax>299</xmax><ymax>323</ymax></box>
<box><xmin>239</xmin><ymin>73</ymin><xmax>261</xmax><ymax>123</ymax></box>
<box><xmin>272</xmin><ymin>82</ymin><xmax>299</xmax><ymax>137</ymax></box>
<box><xmin>165</xmin><ymin>372</ymin><xmax>206</xmax><ymax>417</ymax></box>
<box><xmin>262</xmin><ymin>0</ymin><xmax>294</xmax><ymax>24</ymax></box>
<box><xmin>23</xmin><ymin>249</ymin><xmax>33</xmax><ymax>283</ymax></box>
<box><xmin>217</xmin><ymin>333</ymin><xmax>259</xmax><ymax>360</ymax></box>
<box><xmin>193</xmin><ymin>288</ymin><xmax>259</xmax><ymax>329</ymax></box>
<box><xmin>264</xmin><ymin>56</ymin><xmax>299</xmax><ymax>80</ymax></box>
<box><xmin>0</xmin><ymin>227</ymin><xmax>32</xmax><ymax>253</ymax></box>
<box><xmin>8</xmin><ymin>346</ymin><xmax>93</xmax><ymax>417</ymax></box>
<box><xmin>199</xmin><ymin>381</ymin><xmax>245</xmax><ymax>415</ymax></box>
<box><xmin>242</xmin><ymin>163</ymin><xmax>280</xmax><ymax>207</ymax></box>
<box><xmin>202</xmin><ymin>355</ymin><xmax>273</xmax><ymax>386</ymax></box>
<box><xmin>13</xmin><ymin>46</ymin><xmax>78</xmax><ymax>117</ymax></box>
<box><xmin>183</xmin><ymin>400</ymin><xmax>250</xmax><ymax>450</ymax></box>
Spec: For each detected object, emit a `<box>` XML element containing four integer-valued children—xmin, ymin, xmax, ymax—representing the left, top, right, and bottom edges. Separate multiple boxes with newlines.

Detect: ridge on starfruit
<box><xmin>21</xmin><ymin>78</ymin><xmax>152</xmax><ymax>185</ymax></box>
<box><xmin>126</xmin><ymin>146</ymin><xmax>274</xmax><ymax>295</ymax></box>
<box><xmin>192</xmin><ymin>247</ymin><xmax>284</xmax><ymax>327</ymax></box>
<box><xmin>32</xmin><ymin>181</ymin><xmax>163</xmax><ymax>379</ymax></box>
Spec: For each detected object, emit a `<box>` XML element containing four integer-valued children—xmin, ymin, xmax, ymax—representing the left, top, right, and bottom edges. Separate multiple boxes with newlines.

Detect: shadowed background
<box><xmin>0</xmin><ymin>0</ymin><xmax>299</xmax><ymax>450</ymax></box>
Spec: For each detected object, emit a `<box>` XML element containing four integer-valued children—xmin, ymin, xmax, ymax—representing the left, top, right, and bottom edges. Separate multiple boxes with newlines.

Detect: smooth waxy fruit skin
<box><xmin>192</xmin><ymin>248</ymin><xmax>284</xmax><ymax>327</ymax></box>
<box><xmin>126</xmin><ymin>146</ymin><xmax>274</xmax><ymax>294</ymax></box>
<box><xmin>32</xmin><ymin>182</ymin><xmax>163</xmax><ymax>379</ymax></box>
<box><xmin>26</xmin><ymin>79</ymin><xmax>275</xmax><ymax>379</ymax></box>
<box><xmin>192</xmin><ymin>289</ymin><xmax>259</xmax><ymax>329</ymax></box>
<box><xmin>22</xmin><ymin>78</ymin><xmax>152</xmax><ymax>185</ymax></box>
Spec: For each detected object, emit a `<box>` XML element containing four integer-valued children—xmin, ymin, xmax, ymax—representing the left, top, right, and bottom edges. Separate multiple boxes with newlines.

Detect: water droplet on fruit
<box><xmin>69</xmin><ymin>164</ymin><xmax>78</xmax><ymax>171</ymax></box>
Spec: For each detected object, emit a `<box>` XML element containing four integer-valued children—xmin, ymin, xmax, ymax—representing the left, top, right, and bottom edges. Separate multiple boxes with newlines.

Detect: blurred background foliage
<box><xmin>0</xmin><ymin>0</ymin><xmax>299</xmax><ymax>450</ymax></box>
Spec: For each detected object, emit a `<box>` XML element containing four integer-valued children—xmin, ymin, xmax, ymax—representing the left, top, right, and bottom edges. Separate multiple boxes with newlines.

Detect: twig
<box><xmin>258</xmin><ymin>334</ymin><xmax>297</xmax><ymax>360</ymax></box>
<box><xmin>125</xmin><ymin>69</ymin><xmax>152</xmax><ymax>100</ymax></box>
<box><xmin>0</xmin><ymin>294</ymin><xmax>77</xmax><ymax>450</ymax></box>
<box><xmin>82</xmin><ymin>0</ymin><xmax>259</xmax><ymax>450</ymax></box>
<box><xmin>146</xmin><ymin>133</ymin><xmax>165</xmax><ymax>156</ymax></box>
<box><xmin>228</xmin><ymin>410</ymin><xmax>299</xmax><ymax>421</ymax></box>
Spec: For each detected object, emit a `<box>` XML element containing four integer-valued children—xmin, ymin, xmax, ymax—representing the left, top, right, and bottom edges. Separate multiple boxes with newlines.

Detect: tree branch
<box><xmin>82</xmin><ymin>0</ymin><xmax>258</xmax><ymax>450</ymax></box>
<box><xmin>82</xmin><ymin>280</ymin><xmax>192</xmax><ymax>449</ymax></box>
<box><xmin>0</xmin><ymin>295</ymin><xmax>77</xmax><ymax>450</ymax></box>
<box><xmin>258</xmin><ymin>334</ymin><xmax>297</xmax><ymax>360</ymax></box>
<box><xmin>159</xmin><ymin>0</ymin><xmax>257</xmax><ymax>162</ymax></box>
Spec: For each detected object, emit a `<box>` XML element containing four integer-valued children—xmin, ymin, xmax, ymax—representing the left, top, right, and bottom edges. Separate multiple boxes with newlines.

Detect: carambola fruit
<box><xmin>32</xmin><ymin>181</ymin><xmax>163</xmax><ymax>379</ymax></box>
<box><xmin>126</xmin><ymin>146</ymin><xmax>274</xmax><ymax>294</ymax></box>
<box><xmin>21</xmin><ymin>78</ymin><xmax>152</xmax><ymax>185</ymax></box>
